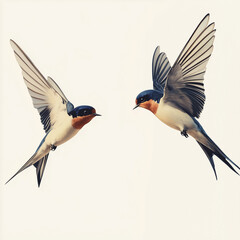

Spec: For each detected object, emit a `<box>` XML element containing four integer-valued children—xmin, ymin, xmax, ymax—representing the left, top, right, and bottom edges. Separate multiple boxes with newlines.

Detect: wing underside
<box><xmin>163</xmin><ymin>14</ymin><xmax>215</xmax><ymax>118</ymax></box>
<box><xmin>10</xmin><ymin>40</ymin><xmax>73</xmax><ymax>132</ymax></box>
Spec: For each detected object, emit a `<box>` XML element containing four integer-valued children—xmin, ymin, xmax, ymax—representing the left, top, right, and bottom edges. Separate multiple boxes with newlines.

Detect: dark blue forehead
<box><xmin>74</xmin><ymin>105</ymin><xmax>94</xmax><ymax>111</ymax></box>
<box><xmin>68</xmin><ymin>105</ymin><xmax>95</xmax><ymax>118</ymax></box>
<box><xmin>136</xmin><ymin>89</ymin><xmax>163</xmax><ymax>103</ymax></box>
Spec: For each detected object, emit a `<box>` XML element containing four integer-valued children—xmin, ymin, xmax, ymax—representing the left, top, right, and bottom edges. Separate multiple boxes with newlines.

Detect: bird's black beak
<box><xmin>93</xmin><ymin>113</ymin><xmax>101</xmax><ymax>116</ymax></box>
<box><xmin>133</xmin><ymin>104</ymin><xmax>139</xmax><ymax>110</ymax></box>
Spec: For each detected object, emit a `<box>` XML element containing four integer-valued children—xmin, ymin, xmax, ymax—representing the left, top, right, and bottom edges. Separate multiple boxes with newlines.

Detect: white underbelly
<box><xmin>45</xmin><ymin>118</ymin><xmax>80</xmax><ymax>147</ymax></box>
<box><xmin>50</xmin><ymin>127</ymin><xmax>79</xmax><ymax>146</ymax></box>
<box><xmin>155</xmin><ymin>100</ymin><xmax>197</xmax><ymax>132</ymax></box>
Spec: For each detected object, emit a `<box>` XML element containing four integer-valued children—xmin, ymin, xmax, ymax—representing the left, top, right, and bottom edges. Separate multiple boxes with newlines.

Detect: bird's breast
<box><xmin>46</xmin><ymin>116</ymin><xmax>80</xmax><ymax>147</ymax></box>
<box><xmin>155</xmin><ymin>100</ymin><xmax>196</xmax><ymax>131</ymax></box>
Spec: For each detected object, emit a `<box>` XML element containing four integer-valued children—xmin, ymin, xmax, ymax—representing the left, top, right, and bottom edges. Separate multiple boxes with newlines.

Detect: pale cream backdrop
<box><xmin>0</xmin><ymin>0</ymin><xmax>240</xmax><ymax>239</ymax></box>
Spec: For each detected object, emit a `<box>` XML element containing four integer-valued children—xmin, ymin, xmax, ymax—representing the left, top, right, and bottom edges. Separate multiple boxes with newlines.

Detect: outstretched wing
<box><xmin>152</xmin><ymin>46</ymin><xmax>171</xmax><ymax>91</ymax></box>
<box><xmin>163</xmin><ymin>14</ymin><xmax>215</xmax><ymax>118</ymax></box>
<box><xmin>10</xmin><ymin>40</ymin><xmax>74</xmax><ymax>132</ymax></box>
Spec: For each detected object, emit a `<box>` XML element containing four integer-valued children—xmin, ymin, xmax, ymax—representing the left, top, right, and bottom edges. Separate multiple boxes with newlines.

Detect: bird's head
<box><xmin>133</xmin><ymin>90</ymin><xmax>163</xmax><ymax>114</ymax></box>
<box><xmin>69</xmin><ymin>105</ymin><xmax>101</xmax><ymax>129</ymax></box>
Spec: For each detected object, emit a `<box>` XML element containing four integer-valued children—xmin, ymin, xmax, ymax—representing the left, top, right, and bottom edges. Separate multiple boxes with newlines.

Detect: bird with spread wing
<box><xmin>134</xmin><ymin>14</ymin><xmax>240</xmax><ymax>178</ymax></box>
<box><xmin>6</xmin><ymin>40</ymin><xmax>101</xmax><ymax>186</ymax></box>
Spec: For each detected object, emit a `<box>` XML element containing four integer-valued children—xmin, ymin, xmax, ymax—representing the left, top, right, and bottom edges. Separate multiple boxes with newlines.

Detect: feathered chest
<box><xmin>71</xmin><ymin>115</ymin><xmax>94</xmax><ymax>129</ymax></box>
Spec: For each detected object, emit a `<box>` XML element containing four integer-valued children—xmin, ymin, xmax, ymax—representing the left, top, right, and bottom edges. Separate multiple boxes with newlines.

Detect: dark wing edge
<box><xmin>152</xmin><ymin>46</ymin><xmax>171</xmax><ymax>91</ymax></box>
<box><xmin>164</xmin><ymin>14</ymin><xmax>215</xmax><ymax>118</ymax></box>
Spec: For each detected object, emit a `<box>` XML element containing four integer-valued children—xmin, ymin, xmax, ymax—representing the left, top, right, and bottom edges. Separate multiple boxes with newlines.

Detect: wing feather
<box><xmin>10</xmin><ymin>40</ymin><xmax>73</xmax><ymax>132</ymax></box>
<box><xmin>176</xmin><ymin>14</ymin><xmax>210</xmax><ymax>64</ymax></box>
<box><xmin>152</xmin><ymin>46</ymin><xmax>171</xmax><ymax>91</ymax></box>
<box><xmin>163</xmin><ymin>14</ymin><xmax>215</xmax><ymax>118</ymax></box>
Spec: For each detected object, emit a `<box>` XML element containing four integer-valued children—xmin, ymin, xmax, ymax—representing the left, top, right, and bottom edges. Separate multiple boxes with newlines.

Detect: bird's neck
<box><xmin>141</xmin><ymin>90</ymin><xmax>163</xmax><ymax>114</ymax></box>
<box><xmin>71</xmin><ymin>116</ymin><xmax>94</xmax><ymax>129</ymax></box>
<box><xmin>141</xmin><ymin>99</ymin><xmax>159</xmax><ymax>114</ymax></box>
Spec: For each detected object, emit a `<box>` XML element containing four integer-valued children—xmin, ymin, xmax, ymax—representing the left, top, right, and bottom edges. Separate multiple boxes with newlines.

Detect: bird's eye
<box><xmin>83</xmin><ymin>110</ymin><xmax>87</xmax><ymax>115</ymax></box>
<box><xmin>140</xmin><ymin>97</ymin><xmax>144</xmax><ymax>102</ymax></box>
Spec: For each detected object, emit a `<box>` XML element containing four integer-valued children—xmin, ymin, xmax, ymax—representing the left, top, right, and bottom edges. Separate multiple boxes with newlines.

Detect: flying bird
<box><xmin>134</xmin><ymin>14</ymin><xmax>239</xmax><ymax>179</ymax></box>
<box><xmin>6</xmin><ymin>40</ymin><xmax>101</xmax><ymax>186</ymax></box>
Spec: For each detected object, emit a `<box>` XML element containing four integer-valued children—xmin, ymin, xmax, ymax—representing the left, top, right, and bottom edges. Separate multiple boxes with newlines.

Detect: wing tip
<box><xmin>204</xmin><ymin>13</ymin><xmax>210</xmax><ymax>21</ymax></box>
<box><xmin>10</xmin><ymin>39</ymin><xmax>18</xmax><ymax>49</ymax></box>
<box><xmin>199</xmin><ymin>13</ymin><xmax>210</xmax><ymax>27</ymax></box>
<box><xmin>155</xmin><ymin>45</ymin><xmax>160</xmax><ymax>51</ymax></box>
<box><xmin>153</xmin><ymin>46</ymin><xmax>160</xmax><ymax>60</ymax></box>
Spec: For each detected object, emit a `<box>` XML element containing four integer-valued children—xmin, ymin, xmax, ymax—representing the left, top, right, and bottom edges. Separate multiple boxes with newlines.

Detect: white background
<box><xmin>1</xmin><ymin>0</ymin><xmax>240</xmax><ymax>239</ymax></box>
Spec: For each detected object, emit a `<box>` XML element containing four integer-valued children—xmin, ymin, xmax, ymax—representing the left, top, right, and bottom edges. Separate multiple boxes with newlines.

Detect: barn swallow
<box><xmin>6</xmin><ymin>40</ymin><xmax>100</xmax><ymax>187</ymax></box>
<box><xmin>134</xmin><ymin>14</ymin><xmax>240</xmax><ymax>179</ymax></box>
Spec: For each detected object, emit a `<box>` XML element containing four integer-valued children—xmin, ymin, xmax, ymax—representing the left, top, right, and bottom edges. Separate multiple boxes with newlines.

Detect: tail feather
<box><xmin>197</xmin><ymin>131</ymin><xmax>239</xmax><ymax>178</ymax></box>
<box><xmin>34</xmin><ymin>153</ymin><xmax>49</xmax><ymax>187</ymax></box>
<box><xmin>197</xmin><ymin>141</ymin><xmax>218</xmax><ymax>179</ymax></box>
<box><xmin>5</xmin><ymin>152</ymin><xmax>38</xmax><ymax>185</ymax></box>
<box><xmin>6</xmin><ymin>152</ymin><xmax>50</xmax><ymax>186</ymax></box>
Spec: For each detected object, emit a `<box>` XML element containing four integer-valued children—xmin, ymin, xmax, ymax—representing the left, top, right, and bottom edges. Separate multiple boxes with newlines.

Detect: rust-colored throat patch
<box><xmin>72</xmin><ymin>115</ymin><xmax>95</xmax><ymax>129</ymax></box>
<box><xmin>139</xmin><ymin>99</ymin><xmax>158</xmax><ymax>114</ymax></box>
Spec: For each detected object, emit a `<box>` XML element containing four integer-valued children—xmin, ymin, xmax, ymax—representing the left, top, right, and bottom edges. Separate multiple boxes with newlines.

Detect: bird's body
<box><xmin>45</xmin><ymin>114</ymin><xmax>87</xmax><ymax>147</ymax></box>
<box><xmin>36</xmin><ymin>116</ymin><xmax>79</xmax><ymax>158</ymax></box>
<box><xmin>134</xmin><ymin>14</ymin><xmax>240</xmax><ymax>178</ymax></box>
<box><xmin>22</xmin><ymin>115</ymin><xmax>85</xmax><ymax>169</ymax></box>
<box><xmin>156</xmin><ymin>99</ymin><xmax>196</xmax><ymax>132</ymax></box>
<box><xmin>6</xmin><ymin>40</ymin><xmax>100</xmax><ymax>186</ymax></box>
<box><xmin>47</xmin><ymin>118</ymin><xmax>78</xmax><ymax>147</ymax></box>
<box><xmin>156</xmin><ymin>100</ymin><xmax>213</xmax><ymax>149</ymax></box>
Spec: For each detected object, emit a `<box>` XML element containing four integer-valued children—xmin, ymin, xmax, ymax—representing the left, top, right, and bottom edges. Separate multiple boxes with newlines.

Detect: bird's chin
<box><xmin>139</xmin><ymin>100</ymin><xmax>158</xmax><ymax>114</ymax></box>
<box><xmin>72</xmin><ymin>115</ymin><xmax>95</xmax><ymax>129</ymax></box>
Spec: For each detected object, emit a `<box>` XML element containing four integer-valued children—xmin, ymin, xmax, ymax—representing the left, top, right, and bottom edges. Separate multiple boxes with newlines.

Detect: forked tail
<box><xmin>6</xmin><ymin>153</ymin><xmax>50</xmax><ymax>186</ymax></box>
<box><xmin>197</xmin><ymin>131</ymin><xmax>239</xmax><ymax>179</ymax></box>
<box><xmin>34</xmin><ymin>153</ymin><xmax>49</xmax><ymax>187</ymax></box>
